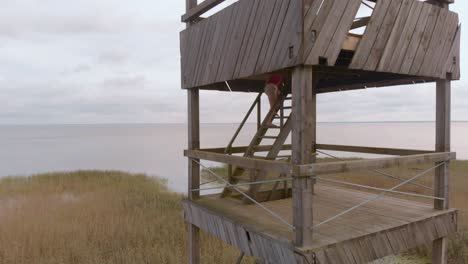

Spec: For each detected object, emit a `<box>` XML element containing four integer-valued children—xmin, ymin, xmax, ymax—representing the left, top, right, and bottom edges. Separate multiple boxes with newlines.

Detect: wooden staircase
<box><xmin>222</xmin><ymin>93</ymin><xmax>293</xmax><ymax>203</ymax></box>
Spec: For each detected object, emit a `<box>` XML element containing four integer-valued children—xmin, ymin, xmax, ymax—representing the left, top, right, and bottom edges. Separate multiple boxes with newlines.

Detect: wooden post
<box><xmin>432</xmin><ymin>78</ymin><xmax>451</xmax><ymax>264</ymax></box>
<box><xmin>291</xmin><ymin>66</ymin><xmax>316</xmax><ymax>248</ymax></box>
<box><xmin>187</xmin><ymin>88</ymin><xmax>201</xmax><ymax>264</ymax></box>
<box><xmin>186</xmin><ymin>2</ymin><xmax>200</xmax><ymax>264</ymax></box>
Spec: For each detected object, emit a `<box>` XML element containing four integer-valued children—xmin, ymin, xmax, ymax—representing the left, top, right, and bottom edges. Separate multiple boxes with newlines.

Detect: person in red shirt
<box><xmin>264</xmin><ymin>74</ymin><xmax>284</xmax><ymax>127</ymax></box>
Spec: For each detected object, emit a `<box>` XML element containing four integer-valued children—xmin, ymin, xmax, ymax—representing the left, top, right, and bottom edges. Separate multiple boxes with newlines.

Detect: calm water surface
<box><xmin>0</xmin><ymin>123</ymin><xmax>467</xmax><ymax>192</ymax></box>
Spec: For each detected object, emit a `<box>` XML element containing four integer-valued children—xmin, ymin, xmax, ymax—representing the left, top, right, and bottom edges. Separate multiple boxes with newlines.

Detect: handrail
<box><xmin>182</xmin><ymin>0</ymin><xmax>227</xmax><ymax>23</ymax></box>
<box><xmin>191</xmin><ymin>158</ymin><xmax>294</xmax><ymax>230</ymax></box>
<box><xmin>316</xmin><ymin>150</ymin><xmax>433</xmax><ymax>190</ymax></box>
<box><xmin>312</xmin><ymin>162</ymin><xmax>446</xmax><ymax>229</ymax></box>
<box><xmin>224</xmin><ymin>93</ymin><xmax>262</xmax><ymax>154</ymax></box>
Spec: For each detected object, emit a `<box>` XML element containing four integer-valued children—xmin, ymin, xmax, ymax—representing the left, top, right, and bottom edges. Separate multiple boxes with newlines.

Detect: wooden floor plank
<box><xmin>184</xmin><ymin>183</ymin><xmax>457</xmax><ymax>264</ymax></box>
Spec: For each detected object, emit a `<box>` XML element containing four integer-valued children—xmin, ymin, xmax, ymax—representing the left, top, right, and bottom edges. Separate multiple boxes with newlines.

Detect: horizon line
<box><xmin>1</xmin><ymin>120</ymin><xmax>468</xmax><ymax>126</ymax></box>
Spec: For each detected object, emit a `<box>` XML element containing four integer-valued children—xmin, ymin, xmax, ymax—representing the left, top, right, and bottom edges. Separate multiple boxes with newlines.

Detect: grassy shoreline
<box><xmin>0</xmin><ymin>171</ymin><xmax>254</xmax><ymax>264</ymax></box>
<box><xmin>0</xmin><ymin>168</ymin><xmax>466</xmax><ymax>264</ymax></box>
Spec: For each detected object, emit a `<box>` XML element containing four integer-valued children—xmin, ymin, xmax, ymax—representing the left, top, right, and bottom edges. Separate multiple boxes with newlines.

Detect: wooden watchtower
<box><xmin>181</xmin><ymin>0</ymin><xmax>460</xmax><ymax>263</ymax></box>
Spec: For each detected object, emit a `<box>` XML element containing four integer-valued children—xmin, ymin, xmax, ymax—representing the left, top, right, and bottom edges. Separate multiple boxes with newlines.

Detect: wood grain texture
<box><xmin>377</xmin><ymin>0</ymin><xmax>415</xmax><ymax>72</ymax></box>
<box><xmin>183</xmin><ymin>200</ymin><xmax>297</xmax><ymax>263</ymax></box>
<box><xmin>444</xmin><ymin>25</ymin><xmax>461</xmax><ymax>79</ymax></box>
<box><xmin>181</xmin><ymin>0</ymin><xmax>301</xmax><ymax>89</ymax></box>
<box><xmin>363</xmin><ymin>0</ymin><xmax>404</xmax><ymax>71</ymax></box>
<box><xmin>182</xmin><ymin>0</ymin><xmax>227</xmax><ymax>23</ymax></box>
<box><xmin>398</xmin><ymin>3</ymin><xmax>433</xmax><ymax>74</ymax></box>
<box><xmin>183</xmin><ymin>184</ymin><xmax>458</xmax><ymax>264</ymax></box>
<box><xmin>294</xmin><ymin>152</ymin><xmax>456</xmax><ymax>177</ymax></box>
<box><xmin>181</xmin><ymin>0</ymin><xmax>461</xmax><ymax>89</ymax></box>
<box><xmin>185</xmin><ymin>149</ymin><xmax>292</xmax><ymax>175</ymax></box>
<box><xmin>433</xmin><ymin>72</ymin><xmax>451</xmax><ymax>264</ymax></box>
<box><xmin>291</xmin><ymin>66</ymin><xmax>316</xmax><ymax>247</ymax></box>
<box><xmin>244</xmin><ymin>118</ymin><xmax>293</xmax><ymax>202</ymax></box>
<box><xmin>186</xmin><ymin>3</ymin><xmax>200</xmax><ymax>264</ymax></box>
<box><xmin>304</xmin><ymin>0</ymin><xmax>361</xmax><ymax>66</ymax></box>
<box><xmin>350</xmin><ymin>0</ymin><xmax>392</xmax><ymax>69</ymax></box>
<box><xmin>350</xmin><ymin>0</ymin><xmax>460</xmax><ymax>80</ymax></box>
<box><xmin>385</xmin><ymin>2</ymin><xmax>423</xmax><ymax>73</ymax></box>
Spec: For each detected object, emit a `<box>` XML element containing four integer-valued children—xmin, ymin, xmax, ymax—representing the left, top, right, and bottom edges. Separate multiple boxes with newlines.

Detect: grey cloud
<box><xmin>0</xmin><ymin>16</ymin><xmax>137</xmax><ymax>38</ymax></box>
<box><xmin>97</xmin><ymin>50</ymin><xmax>130</xmax><ymax>65</ymax></box>
<box><xmin>0</xmin><ymin>0</ymin><xmax>466</xmax><ymax>125</ymax></box>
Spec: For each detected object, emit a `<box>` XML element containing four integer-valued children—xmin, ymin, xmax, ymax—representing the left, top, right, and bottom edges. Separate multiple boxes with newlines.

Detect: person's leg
<box><xmin>264</xmin><ymin>84</ymin><xmax>279</xmax><ymax>126</ymax></box>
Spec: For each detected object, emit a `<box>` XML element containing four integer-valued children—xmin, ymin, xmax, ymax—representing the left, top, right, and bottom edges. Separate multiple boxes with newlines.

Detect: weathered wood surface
<box><xmin>184</xmin><ymin>149</ymin><xmax>292</xmax><ymax>175</ymax></box>
<box><xmin>291</xmin><ymin>66</ymin><xmax>316</xmax><ymax>247</ymax></box>
<box><xmin>221</xmin><ymin>93</ymin><xmax>293</xmax><ymax>198</ymax></box>
<box><xmin>245</xmin><ymin>118</ymin><xmax>293</xmax><ymax>202</ymax></box>
<box><xmin>180</xmin><ymin>0</ymin><xmax>302</xmax><ymax>89</ymax></box>
<box><xmin>186</xmin><ymin>2</ymin><xmax>200</xmax><ymax>264</ymax></box>
<box><xmin>181</xmin><ymin>0</ymin><xmax>460</xmax><ymax>89</ymax></box>
<box><xmin>201</xmin><ymin>144</ymin><xmax>434</xmax><ymax>156</ymax></box>
<box><xmin>303</xmin><ymin>0</ymin><xmax>362</xmax><ymax>65</ymax></box>
<box><xmin>183</xmin><ymin>184</ymin><xmax>458</xmax><ymax>264</ymax></box>
<box><xmin>182</xmin><ymin>0</ymin><xmax>226</xmax><ymax>23</ymax></box>
<box><xmin>316</xmin><ymin>144</ymin><xmax>435</xmax><ymax>156</ymax></box>
<box><xmin>183</xmin><ymin>200</ymin><xmax>298</xmax><ymax>263</ymax></box>
<box><xmin>433</xmin><ymin>78</ymin><xmax>451</xmax><ymax>264</ymax></box>
<box><xmin>294</xmin><ymin>152</ymin><xmax>456</xmax><ymax>177</ymax></box>
<box><xmin>350</xmin><ymin>0</ymin><xmax>460</xmax><ymax>80</ymax></box>
<box><xmin>198</xmin><ymin>71</ymin><xmax>433</xmax><ymax>94</ymax></box>
<box><xmin>186</xmin><ymin>149</ymin><xmax>454</xmax><ymax>178</ymax></box>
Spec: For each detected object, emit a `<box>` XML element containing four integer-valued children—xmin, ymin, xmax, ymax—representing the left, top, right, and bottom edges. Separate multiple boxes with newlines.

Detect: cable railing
<box><xmin>191</xmin><ymin>156</ymin><xmax>448</xmax><ymax>231</ymax></box>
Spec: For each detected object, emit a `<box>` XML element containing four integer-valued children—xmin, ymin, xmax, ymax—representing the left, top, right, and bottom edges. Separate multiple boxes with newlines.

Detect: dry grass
<box><xmin>1</xmin><ymin>159</ymin><xmax>467</xmax><ymax>264</ymax></box>
<box><xmin>0</xmin><ymin>171</ymin><xmax>252</xmax><ymax>264</ymax></box>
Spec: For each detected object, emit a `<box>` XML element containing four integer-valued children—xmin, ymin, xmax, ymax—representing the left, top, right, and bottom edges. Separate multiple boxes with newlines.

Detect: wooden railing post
<box><xmin>185</xmin><ymin>2</ymin><xmax>200</xmax><ymax>264</ymax></box>
<box><xmin>291</xmin><ymin>66</ymin><xmax>316</xmax><ymax>249</ymax></box>
<box><xmin>433</xmin><ymin>78</ymin><xmax>451</xmax><ymax>264</ymax></box>
<box><xmin>187</xmin><ymin>88</ymin><xmax>200</xmax><ymax>264</ymax></box>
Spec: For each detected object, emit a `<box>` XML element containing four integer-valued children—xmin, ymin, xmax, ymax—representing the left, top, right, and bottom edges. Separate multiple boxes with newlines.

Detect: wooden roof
<box><xmin>180</xmin><ymin>0</ymin><xmax>460</xmax><ymax>90</ymax></box>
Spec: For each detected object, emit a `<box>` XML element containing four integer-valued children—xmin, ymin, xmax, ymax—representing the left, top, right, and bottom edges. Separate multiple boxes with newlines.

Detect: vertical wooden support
<box><xmin>186</xmin><ymin>2</ymin><xmax>200</xmax><ymax>264</ymax></box>
<box><xmin>188</xmin><ymin>88</ymin><xmax>201</xmax><ymax>264</ymax></box>
<box><xmin>434</xmin><ymin>0</ymin><xmax>452</xmax><ymax>262</ymax></box>
<box><xmin>291</xmin><ymin>66</ymin><xmax>316</xmax><ymax>248</ymax></box>
<box><xmin>432</xmin><ymin>78</ymin><xmax>451</xmax><ymax>264</ymax></box>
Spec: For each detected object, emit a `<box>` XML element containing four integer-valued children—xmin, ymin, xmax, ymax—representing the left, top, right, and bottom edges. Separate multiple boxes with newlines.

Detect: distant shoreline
<box><xmin>1</xmin><ymin>121</ymin><xmax>468</xmax><ymax>126</ymax></box>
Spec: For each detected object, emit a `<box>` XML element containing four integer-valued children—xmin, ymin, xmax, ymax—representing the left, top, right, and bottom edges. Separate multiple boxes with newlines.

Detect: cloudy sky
<box><xmin>0</xmin><ymin>0</ymin><xmax>466</xmax><ymax>124</ymax></box>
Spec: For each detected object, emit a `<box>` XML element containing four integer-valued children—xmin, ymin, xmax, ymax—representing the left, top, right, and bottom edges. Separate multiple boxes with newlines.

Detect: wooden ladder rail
<box><xmin>224</xmin><ymin>93</ymin><xmax>262</xmax><ymax>155</ymax></box>
<box><xmin>243</xmin><ymin>117</ymin><xmax>292</xmax><ymax>204</ymax></box>
<box><xmin>221</xmin><ymin>93</ymin><xmax>290</xmax><ymax>198</ymax></box>
<box><xmin>224</xmin><ymin>92</ymin><xmax>263</xmax><ymax>179</ymax></box>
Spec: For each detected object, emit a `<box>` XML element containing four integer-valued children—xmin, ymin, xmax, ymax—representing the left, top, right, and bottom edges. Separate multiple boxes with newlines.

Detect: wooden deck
<box><xmin>183</xmin><ymin>184</ymin><xmax>457</xmax><ymax>264</ymax></box>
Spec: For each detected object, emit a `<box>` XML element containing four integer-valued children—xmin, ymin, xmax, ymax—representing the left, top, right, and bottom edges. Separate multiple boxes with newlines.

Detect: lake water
<box><xmin>1</xmin><ymin>122</ymin><xmax>467</xmax><ymax>193</ymax></box>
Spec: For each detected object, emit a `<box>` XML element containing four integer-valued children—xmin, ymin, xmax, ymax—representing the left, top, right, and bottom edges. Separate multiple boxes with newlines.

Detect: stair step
<box><xmin>285</xmin><ymin>96</ymin><xmax>292</xmax><ymax>100</ymax></box>
<box><xmin>282</xmin><ymin>106</ymin><xmax>292</xmax><ymax>110</ymax></box>
<box><xmin>262</xmin><ymin>136</ymin><xmax>278</xmax><ymax>139</ymax></box>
